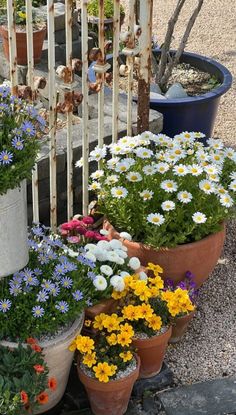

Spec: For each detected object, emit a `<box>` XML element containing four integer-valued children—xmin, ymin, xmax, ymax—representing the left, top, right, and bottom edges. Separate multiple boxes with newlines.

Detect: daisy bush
<box><xmin>0</xmin><ymin>340</ymin><xmax>56</xmax><ymax>415</ymax></box>
<box><xmin>0</xmin><ymin>224</ymin><xmax>142</xmax><ymax>340</ymax></box>
<box><xmin>0</xmin><ymin>84</ymin><xmax>46</xmax><ymax>195</ymax></box>
<box><xmin>83</xmin><ymin>131</ymin><xmax>236</xmax><ymax>248</ymax></box>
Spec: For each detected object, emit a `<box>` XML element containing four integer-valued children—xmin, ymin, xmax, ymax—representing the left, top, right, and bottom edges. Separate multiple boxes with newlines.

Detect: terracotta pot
<box><xmin>0</xmin><ymin>25</ymin><xmax>46</xmax><ymax>65</ymax></box>
<box><xmin>103</xmin><ymin>220</ymin><xmax>226</xmax><ymax>288</ymax></box>
<box><xmin>77</xmin><ymin>355</ymin><xmax>140</xmax><ymax>415</ymax></box>
<box><xmin>169</xmin><ymin>310</ymin><xmax>196</xmax><ymax>344</ymax></box>
<box><xmin>85</xmin><ymin>298</ymin><xmax>118</xmax><ymax>320</ymax></box>
<box><xmin>132</xmin><ymin>326</ymin><xmax>172</xmax><ymax>379</ymax></box>
<box><xmin>0</xmin><ymin>313</ymin><xmax>84</xmax><ymax>413</ymax></box>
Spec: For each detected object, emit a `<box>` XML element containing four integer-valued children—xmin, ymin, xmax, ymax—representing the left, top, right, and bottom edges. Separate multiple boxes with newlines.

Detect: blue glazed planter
<box><xmin>149</xmin><ymin>50</ymin><xmax>232</xmax><ymax>139</ymax></box>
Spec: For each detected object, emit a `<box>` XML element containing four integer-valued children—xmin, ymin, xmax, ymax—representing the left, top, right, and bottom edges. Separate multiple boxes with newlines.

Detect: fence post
<box><xmin>112</xmin><ymin>0</ymin><xmax>120</xmax><ymax>143</ymax></box>
<box><xmin>82</xmin><ymin>0</ymin><xmax>89</xmax><ymax>216</ymax></box>
<box><xmin>7</xmin><ymin>0</ymin><xmax>18</xmax><ymax>94</ymax></box>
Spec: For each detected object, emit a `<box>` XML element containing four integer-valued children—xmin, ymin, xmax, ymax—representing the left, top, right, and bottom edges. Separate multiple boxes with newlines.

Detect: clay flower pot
<box><xmin>169</xmin><ymin>310</ymin><xmax>196</xmax><ymax>344</ymax></box>
<box><xmin>132</xmin><ymin>326</ymin><xmax>172</xmax><ymax>379</ymax></box>
<box><xmin>77</xmin><ymin>355</ymin><xmax>140</xmax><ymax>415</ymax></box>
<box><xmin>0</xmin><ymin>25</ymin><xmax>46</xmax><ymax>65</ymax></box>
<box><xmin>85</xmin><ymin>298</ymin><xmax>118</xmax><ymax>320</ymax></box>
<box><xmin>103</xmin><ymin>220</ymin><xmax>226</xmax><ymax>288</ymax></box>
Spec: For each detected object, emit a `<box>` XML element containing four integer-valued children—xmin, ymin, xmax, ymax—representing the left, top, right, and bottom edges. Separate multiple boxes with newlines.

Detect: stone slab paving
<box><xmin>159</xmin><ymin>377</ymin><xmax>236</xmax><ymax>415</ymax></box>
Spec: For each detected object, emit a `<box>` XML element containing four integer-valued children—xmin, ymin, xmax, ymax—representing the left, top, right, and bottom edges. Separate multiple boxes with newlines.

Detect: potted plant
<box><xmin>70</xmin><ymin>320</ymin><xmax>140</xmax><ymax>415</ymax></box>
<box><xmin>0</xmin><ymin>84</ymin><xmax>46</xmax><ymax>278</ymax></box>
<box><xmin>0</xmin><ymin>340</ymin><xmax>56</xmax><ymax>415</ymax></box>
<box><xmin>0</xmin><ymin>0</ymin><xmax>46</xmax><ymax>65</ymax></box>
<box><xmin>81</xmin><ymin>131</ymin><xmax>236</xmax><ymax>286</ymax></box>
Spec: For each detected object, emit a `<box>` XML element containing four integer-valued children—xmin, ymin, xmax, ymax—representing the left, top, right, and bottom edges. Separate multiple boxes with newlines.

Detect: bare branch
<box><xmin>160</xmin><ymin>0</ymin><xmax>204</xmax><ymax>89</ymax></box>
<box><xmin>156</xmin><ymin>0</ymin><xmax>187</xmax><ymax>84</ymax></box>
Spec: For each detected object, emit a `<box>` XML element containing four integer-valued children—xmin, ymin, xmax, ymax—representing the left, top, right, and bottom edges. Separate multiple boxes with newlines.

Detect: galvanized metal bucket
<box><xmin>0</xmin><ymin>180</ymin><xmax>29</xmax><ymax>278</ymax></box>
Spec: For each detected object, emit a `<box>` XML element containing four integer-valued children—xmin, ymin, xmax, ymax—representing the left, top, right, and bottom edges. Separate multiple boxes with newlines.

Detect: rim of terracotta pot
<box><xmin>132</xmin><ymin>326</ymin><xmax>172</xmax><ymax>348</ymax></box>
<box><xmin>104</xmin><ymin>219</ymin><xmax>226</xmax><ymax>252</ymax></box>
<box><xmin>173</xmin><ymin>309</ymin><xmax>196</xmax><ymax>323</ymax></box>
<box><xmin>0</xmin><ymin>311</ymin><xmax>84</xmax><ymax>349</ymax></box>
<box><xmin>0</xmin><ymin>24</ymin><xmax>47</xmax><ymax>35</ymax></box>
<box><xmin>77</xmin><ymin>354</ymin><xmax>140</xmax><ymax>391</ymax></box>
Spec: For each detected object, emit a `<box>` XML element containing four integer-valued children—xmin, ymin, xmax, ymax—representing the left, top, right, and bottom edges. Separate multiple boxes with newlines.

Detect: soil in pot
<box><xmin>169</xmin><ymin>310</ymin><xmax>196</xmax><ymax>344</ymax></box>
<box><xmin>77</xmin><ymin>355</ymin><xmax>140</xmax><ymax>415</ymax></box>
<box><xmin>132</xmin><ymin>326</ymin><xmax>172</xmax><ymax>379</ymax></box>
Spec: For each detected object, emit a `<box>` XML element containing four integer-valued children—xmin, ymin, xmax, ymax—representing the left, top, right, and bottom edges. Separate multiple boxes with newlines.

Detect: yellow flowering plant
<box><xmin>69</xmin><ymin>313</ymin><xmax>136</xmax><ymax>383</ymax></box>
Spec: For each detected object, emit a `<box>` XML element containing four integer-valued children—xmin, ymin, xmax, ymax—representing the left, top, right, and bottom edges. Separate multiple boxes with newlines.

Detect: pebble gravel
<box><xmin>121</xmin><ymin>0</ymin><xmax>236</xmax><ymax>386</ymax></box>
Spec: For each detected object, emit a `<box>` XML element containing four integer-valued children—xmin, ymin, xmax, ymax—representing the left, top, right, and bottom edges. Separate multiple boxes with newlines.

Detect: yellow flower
<box><xmin>68</xmin><ymin>339</ymin><xmax>77</xmax><ymax>352</ymax></box>
<box><xmin>146</xmin><ymin>315</ymin><xmax>162</xmax><ymax>331</ymax></box>
<box><xmin>93</xmin><ymin>313</ymin><xmax>107</xmax><ymax>330</ymax></box>
<box><xmin>93</xmin><ymin>362</ymin><xmax>115</xmax><ymax>383</ymax></box>
<box><xmin>147</xmin><ymin>263</ymin><xmax>163</xmax><ymax>274</ymax></box>
<box><xmin>18</xmin><ymin>11</ymin><xmax>27</xmax><ymax>19</ymax></box>
<box><xmin>149</xmin><ymin>276</ymin><xmax>164</xmax><ymax>290</ymax></box>
<box><xmin>119</xmin><ymin>351</ymin><xmax>133</xmax><ymax>362</ymax></box>
<box><xmin>148</xmin><ymin>286</ymin><xmax>160</xmax><ymax>297</ymax></box>
<box><xmin>133</xmin><ymin>281</ymin><xmax>152</xmax><ymax>302</ymax></box>
<box><xmin>82</xmin><ymin>352</ymin><xmax>97</xmax><ymax>368</ymax></box>
<box><xmin>119</xmin><ymin>323</ymin><xmax>134</xmax><ymax>337</ymax></box>
<box><xmin>117</xmin><ymin>331</ymin><xmax>133</xmax><ymax>347</ymax></box>
<box><xmin>139</xmin><ymin>303</ymin><xmax>154</xmax><ymax>319</ymax></box>
<box><xmin>84</xmin><ymin>319</ymin><xmax>92</xmax><ymax>327</ymax></box>
<box><xmin>103</xmin><ymin>315</ymin><xmax>121</xmax><ymax>332</ymax></box>
<box><xmin>75</xmin><ymin>335</ymin><xmax>95</xmax><ymax>354</ymax></box>
<box><xmin>112</xmin><ymin>290</ymin><xmax>127</xmax><ymax>299</ymax></box>
<box><xmin>110</xmin><ymin>364</ymin><xmax>117</xmax><ymax>376</ymax></box>
<box><xmin>106</xmin><ymin>333</ymin><xmax>118</xmax><ymax>346</ymax></box>
<box><xmin>122</xmin><ymin>305</ymin><xmax>141</xmax><ymax>321</ymax></box>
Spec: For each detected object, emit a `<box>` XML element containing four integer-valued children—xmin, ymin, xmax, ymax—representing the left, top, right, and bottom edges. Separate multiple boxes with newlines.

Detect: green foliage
<box><xmin>87</xmin><ymin>0</ymin><xmax>125</xmax><ymax>18</ymax></box>
<box><xmin>0</xmin><ymin>343</ymin><xmax>50</xmax><ymax>415</ymax></box>
<box><xmin>0</xmin><ymin>85</ymin><xmax>46</xmax><ymax>195</ymax></box>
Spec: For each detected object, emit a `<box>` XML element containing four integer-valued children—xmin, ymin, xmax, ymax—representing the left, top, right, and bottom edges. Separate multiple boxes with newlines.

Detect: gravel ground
<box><xmin>121</xmin><ymin>0</ymin><xmax>236</xmax><ymax>387</ymax></box>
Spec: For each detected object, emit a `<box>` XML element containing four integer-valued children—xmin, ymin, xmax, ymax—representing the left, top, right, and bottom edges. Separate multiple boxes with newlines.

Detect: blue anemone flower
<box><xmin>0</xmin><ymin>299</ymin><xmax>12</xmax><ymax>313</ymax></box>
<box><xmin>55</xmin><ymin>301</ymin><xmax>69</xmax><ymax>313</ymax></box>
<box><xmin>0</xmin><ymin>150</ymin><xmax>13</xmax><ymax>165</ymax></box>
<box><xmin>32</xmin><ymin>305</ymin><xmax>45</xmax><ymax>318</ymax></box>
<box><xmin>21</xmin><ymin>120</ymin><xmax>36</xmax><ymax>136</ymax></box>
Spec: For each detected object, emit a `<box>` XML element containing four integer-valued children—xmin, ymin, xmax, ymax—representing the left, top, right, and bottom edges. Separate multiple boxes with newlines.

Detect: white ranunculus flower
<box><xmin>139</xmin><ymin>271</ymin><xmax>148</xmax><ymax>281</ymax></box>
<box><xmin>106</xmin><ymin>251</ymin><xmax>120</xmax><ymax>263</ymax></box>
<box><xmin>120</xmin><ymin>271</ymin><xmax>130</xmax><ymax>279</ymax></box>
<box><xmin>114</xmin><ymin>249</ymin><xmax>128</xmax><ymax>259</ymax></box>
<box><xmin>121</xmin><ymin>245</ymin><xmax>128</xmax><ymax>252</ymax></box>
<box><xmin>110</xmin><ymin>276</ymin><xmax>125</xmax><ymax>292</ymax></box>
<box><xmin>93</xmin><ymin>248</ymin><xmax>108</xmax><ymax>261</ymax></box>
<box><xmin>84</xmin><ymin>243</ymin><xmax>97</xmax><ymax>251</ymax></box>
<box><xmin>68</xmin><ymin>249</ymin><xmax>78</xmax><ymax>258</ymax></box>
<box><xmin>115</xmin><ymin>257</ymin><xmax>125</xmax><ymax>265</ymax></box>
<box><xmin>109</xmin><ymin>239</ymin><xmax>123</xmax><ymax>250</ymax></box>
<box><xmin>128</xmin><ymin>257</ymin><xmax>141</xmax><ymax>270</ymax></box>
<box><xmin>93</xmin><ymin>275</ymin><xmax>108</xmax><ymax>291</ymax></box>
<box><xmin>120</xmin><ymin>232</ymin><xmax>132</xmax><ymax>241</ymax></box>
<box><xmin>85</xmin><ymin>252</ymin><xmax>97</xmax><ymax>263</ymax></box>
<box><xmin>97</xmin><ymin>240</ymin><xmax>111</xmax><ymax>250</ymax></box>
<box><xmin>100</xmin><ymin>265</ymin><xmax>113</xmax><ymax>277</ymax></box>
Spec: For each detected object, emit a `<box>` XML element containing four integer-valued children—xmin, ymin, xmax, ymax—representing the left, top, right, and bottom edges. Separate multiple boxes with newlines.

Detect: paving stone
<box><xmin>159</xmin><ymin>377</ymin><xmax>236</xmax><ymax>415</ymax></box>
<box><xmin>132</xmin><ymin>363</ymin><xmax>174</xmax><ymax>398</ymax></box>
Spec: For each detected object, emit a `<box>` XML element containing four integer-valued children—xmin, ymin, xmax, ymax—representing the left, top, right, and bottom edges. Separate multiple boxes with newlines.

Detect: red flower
<box><xmin>60</xmin><ymin>222</ymin><xmax>74</xmax><ymax>231</ymax></box>
<box><xmin>31</xmin><ymin>343</ymin><xmax>42</xmax><ymax>353</ymax></box>
<box><xmin>37</xmin><ymin>391</ymin><xmax>49</xmax><ymax>405</ymax></box>
<box><xmin>82</xmin><ymin>216</ymin><xmax>94</xmax><ymax>225</ymax></box>
<box><xmin>20</xmin><ymin>390</ymin><xmax>29</xmax><ymax>404</ymax></box>
<box><xmin>85</xmin><ymin>230</ymin><xmax>97</xmax><ymax>239</ymax></box>
<box><xmin>33</xmin><ymin>364</ymin><xmax>45</xmax><ymax>373</ymax></box>
<box><xmin>48</xmin><ymin>377</ymin><xmax>57</xmax><ymax>391</ymax></box>
<box><xmin>75</xmin><ymin>225</ymin><xmax>87</xmax><ymax>235</ymax></box>
<box><xmin>26</xmin><ymin>337</ymin><xmax>37</xmax><ymax>345</ymax></box>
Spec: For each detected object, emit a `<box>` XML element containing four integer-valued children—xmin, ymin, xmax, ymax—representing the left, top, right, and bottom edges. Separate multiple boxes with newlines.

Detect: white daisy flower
<box><xmin>177</xmin><ymin>191</ymin><xmax>193</xmax><ymax>204</ymax></box>
<box><xmin>100</xmin><ymin>265</ymin><xmax>113</xmax><ymax>277</ymax></box>
<box><xmin>107</xmin><ymin>157</ymin><xmax>120</xmax><ymax>170</ymax></box>
<box><xmin>229</xmin><ymin>172</ymin><xmax>236</xmax><ymax>180</ymax></box>
<box><xmin>135</xmin><ymin>147</ymin><xmax>153</xmax><ymax>159</ymax></box>
<box><xmin>120</xmin><ymin>232</ymin><xmax>132</xmax><ymax>241</ymax></box>
<box><xmin>118</xmin><ymin>136</ymin><xmax>130</xmax><ymax>145</ymax></box>
<box><xmin>88</xmin><ymin>181</ymin><xmax>101</xmax><ymax>191</ymax></box>
<box><xmin>75</xmin><ymin>157</ymin><xmax>83</xmax><ymax>168</ymax></box>
<box><xmin>105</xmin><ymin>175</ymin><xmax>119</xmax><ymax>185</ymax></box>
<box><xmin>173</xmin><ymin>164</ymin><xmax>188</xmax><ymax>176</ymax></box>
<box><xmin>180</xmin><ymin>131</ymin><xmax>195</xmax><ymax>141</ymax></box>
<box><xmin>199</xmin><ymin>179</ymin><xmax>215</xmax><ymax>194</ymax></box>
<box><xmin>128</xmin><ymin>257</ymin><xmax>141</xmax><ymax>270</ymax></box>
<box><xmin>208</xmin><ymin>174</ymin><xmax>220</xmax><ymax>182</ymax></box>
<box><xmin>111</xmin><ymin>186</ymin><xmax>128</xmax><ymax>199</ymax></box>
<box><xmin>139</xmin><ymin>189</ymin><xmax>154</xmax><ymax>201</ymax></box>
<box><xmin>161</xmin><ymin>200</ymin><xmax>176</xmax><ymax>211</ymax></box>
<box><xmin>193</xmin><ymin>132</ymin><xmax>206</xmax><ymax>139</ymax></box>
<box><xmin>204</xmin><ymin>165</ymin><xmax>220</xmax><ymax>176</ymax></box>
<box><xmin>155</xmin><ymin>162</ymin><xmax>170</xmax><ymax>174</ymax></box>
<box><xmin>127</xmin><ymin>171</ymin><xmax>143</xmax><ymax>182</ymax></box>
<box><xmin>170</xmin><ymin>147</ymin><xmax>187</xmax><ymax>158</ymax></box>
<box><xmin>229</xmin><ymin>179</ymin><xmax>236</xmax><ymax>192</ymax></box>
<box><xmin>110</xmin><ymin>276</ymin><xmax>125</xmax><ymax>292</ymax></box>
<box><xmin>115</xmin><ymin>160</ymin><xmax>132</xmax><ymax>173</ymax></box>
<box><xmin>219</xmin><ymin>194</ymin><xmax>234</xmax><ymax>208</ymax></box>
<box><xmin>147</xmin><ymin>213</ymin><xmax>165</xmax><ymax>226</ymax></box>
<box><xmin>143</xmin><ymin>164</ymin><xmax>157</xmax><ymax>175</ymax></box>
<box><xmin>141</xmin><ymin>131</ymin><xmax>154</xmax><ymax>141</ymax></box>
<box><xmin>165</xmin><ymin>153</ymin><xmax>180</xmax><ymax>164</ymax></box>
<box><xmin>207</xmin><ymin>138</ymin><xmax>224</xmax><ymax>150</ymax></box>
<box><xmin>160</xmin><ymin>180</ymin><xmax>178</xmax><ymax>193</ymax></box>
<box><xmin>188</xmin><ymin>164</ymin><xmax>203</xmax><ymax>176</ymax></box>
<box><xmin>93</xmin><ymin>275</ymin><xmax>108</xmax><ymax>291</ymax></box>
<box><xmin>196</xmin><ymin>151</ymin><xmax>209</xmax><ymax>163</ymax></box>
<box><xmin>151</xmin><ymin>133</ymin><xmax>171</xmax><ymax>145</ymax></box>
<box><xmin>216</xmin><ymin>186</ymin><xmax>228</xmax><ymax>196</ymax></box>
<box><xmin>109</xmin><ymin>143</ymin><xmax>124</xmax><ymax>155</ymax></box>
<box><xmin>89</xmin><ymin>145</ymin><xmax>107</xmax><ymax>162</ymax></box>
<box><xmin>90</xmin><ymin>169</ymin><xmax>104</xmax><ymax>180</ymax></box>
<box><xmin>210</xmin><ymin>153</ymin><xmax>225</xmax><ymax>165</ymax></box>
<box><xmin>192</xmin><ymin>212</ymin><xmax>207</xmax><ymax>224</ymax></box>
<box><xmin>224</xmin><ymin>148</ymin><xmax>236</xmax><ymax>160</ymax></box>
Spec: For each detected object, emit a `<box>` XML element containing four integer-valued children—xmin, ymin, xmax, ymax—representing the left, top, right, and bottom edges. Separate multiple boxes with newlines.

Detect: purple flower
<box><xmin>62</xmin><ymin>261</ymin><xmax>77</xmax><ymax>272</ymax></box>
<box><xmin>0</xmin><ymin>299</ymin><xmax>12</xmax><ymax>313</ymax></box>
<box><xmin>27</xmin><ymin>239</ymin><xmax>38</xmax><ymax>250</ymax></box>
<box><xmin>12</xmin><ymin>137</ymin><xmax>24</xmax><ymax>150</ymax></box>
<box><xmin>164</xmin><ymin>278</ymin><xmax>174</xmax><ymax>289</ymax></box>
<box><xmin>38</xmin><ymin>253</ymin><xmax>50</xmax><ymax>265</ymax></box>
<box><xmin>34</xmin><ymin>268</ymin><xmax>43</xmax><ymax>276</ymax></box>
<box><xmin>0</xmin><ymin>150</ymin><xmax>13</xmax><ymax>165</ymax></box>
<box><xmin>47</xmin><ymin>249</ymin><xmax>58</xmax><ymax>261</ymax></box>
<box><xmin>177</xmin><ymin>281</ymin><xmax>187</xmax><ymax>290</ymax></box>
<box><xmin>72</xmin><ymin>290</ymin><xmax>83</xmax><ymax>301</ymax></box>
<box><xmin>185</xmin><ymin>271</ymin><xmax>195</xmax><ymax>280</ymax></box>
<box><xmin>87</xmin><ymin>271</ymin><xmax>96</xmax><ymax>281</ymax></box>
<box><xmin>0</xmin><ymin>85</ymin><xmax>10</xmax><ymax>97</ymax></box>
<box><xmin>9</xmin><ymin>285</ymin><xmax>22</xmax><ymax>297</ymax></box>
<box><xmin>32</xmin><ymin>226</ymin><xmax>44</xmax><ymax>237</ymax></box>
<box><xmin>22</xmin><ymin>268</ymin><xmax>39</xmax><ymax>286</ymax></box>
<box><xmin>12</xmin><ymin>272</ymin><xmax>23</xmax><ymax>284</ymax></box>
<box><xmin>0</xmin><ymin>103</ymin><xmax>10</xmax><ymax>112</ymax></box>
<box><xmin>61</xmin><ymin>276</ymin><xmax>73</xmax><ymax>289</ymax></box>
<box><xmin>37</xmin><ymin>289</ymin><xmax>49</xmax><ymax>303</ymax></box>
<box><xmin>21</xmin><ymin>120</ymin><xmax>36</xmax><ymax>136</ymax></box>
<box><xmin>12</xmin><ymin>127</ymin><xmax>23</xmax><ymax>137</ymax></box>
<box><xmin>32</xmin><ymin>305</ymin><xmax>45</xmax><ymax>318</ymax></box>
<box><xmin>86</xmin><ymin>298</ymin><xmax>93</xmax><ymax>307</ymax></box>
<box><xmin>41</xmin><ymin>280</ymin><xmax>55</xmax><ymax>292</ymax></box>
<box><xmin>77</xmin><ymin>255</ymin><xmax>95</xmax><ymax>268</ymax></box>
<box><xmin>55</xmin><ymin>301</ymin><xmax>69</xmax><ymax>313</ymax></box>
<box><xmin>37</xmin><ymin>115</ymin><xmax>46</xmax><ymax>128</ymax></box>
<box><xmin>50</xmin><ymin>284</ymin><xmax>60</xmax><ymax>297</ymax></box>
<box><xmin>54</xmin><ymin>264</ymin><xmax>67</xmax><ymax>275</ymax></box>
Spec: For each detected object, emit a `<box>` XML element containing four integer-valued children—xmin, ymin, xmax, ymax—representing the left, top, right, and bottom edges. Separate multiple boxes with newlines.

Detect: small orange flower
<box><xmin>33</xmin><ymin>364</ymin><xmax>45</xmax><ymax>373</ymax></box>
<box><xmin>31</xmin><ymin>343</ymin><xmax>42</xmax><ymax>353</ymax></box>
<box><xmin>20</xmin><ymin>390</ymin><xmax>29</xmax><ymax>404</ymax></box>
<box><xmin>48</xmin><ymin>377</ymin><xmax>57</xmax><ymax>391</ymax></box>
<box><xmin>37</xmin><ymin>391</ymin><xmax>49</xmax><ymax>405</ymax></box>
<box><xmin>26</xmin><ymin>337</ymin><xmax>37</xmax><ymax>345</ymax></box>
